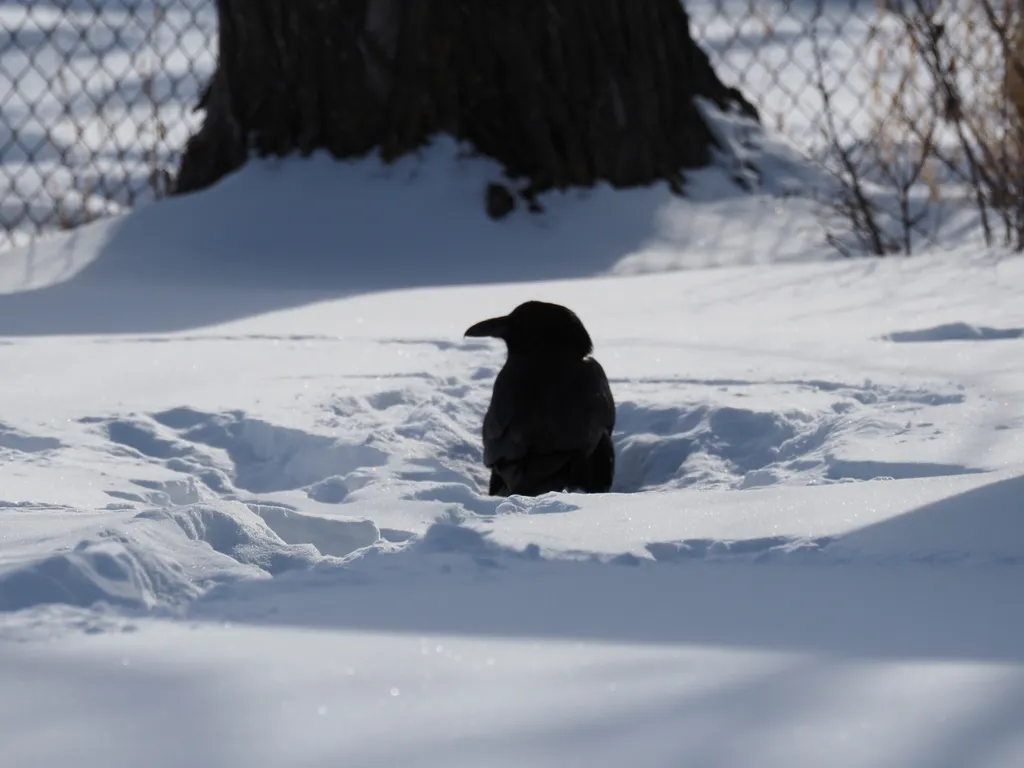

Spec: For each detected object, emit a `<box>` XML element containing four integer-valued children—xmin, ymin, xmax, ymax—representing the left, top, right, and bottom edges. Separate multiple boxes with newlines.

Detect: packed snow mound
<box><xmin>832</xmin><ymin>473</ymin><xmax>1024</xmax><ymax>564</ymax></box>
<box><xmin>0</xmin><ymin>112</ymin><xmax>833</xmax><ymax>335</ymax></box>
<box><xmin>0</xmin><ymin>534</ymin><xmax>199</xmax><ymax>613</ymax></box>
<box><xmin>0</xmin><ymin>500</ymin><xmax>377</xmax><ymax>613</ymax></box>
<box><xmin>183</xmin><ymin>468</ymin><xmax>1024</xmax><ymax>620</ymax></box>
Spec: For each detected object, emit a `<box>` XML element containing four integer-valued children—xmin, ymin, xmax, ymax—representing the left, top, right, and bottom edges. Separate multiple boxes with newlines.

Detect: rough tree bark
<box><xmin>175</xmin><ymin>0</ymin><xmax>758</xmax><ymax>212</ymax></box>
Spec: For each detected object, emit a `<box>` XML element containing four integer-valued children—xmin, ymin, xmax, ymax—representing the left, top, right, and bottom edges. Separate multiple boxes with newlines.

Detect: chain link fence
<box><xmin>1</xmin><ymin>0</ymin><xmax>215</xmax><ymax>251</ymax></box>
<box><xmin>0</xmin><ymin>0</ymin><xmax>1017</xmax><ymax>252</ymax></box>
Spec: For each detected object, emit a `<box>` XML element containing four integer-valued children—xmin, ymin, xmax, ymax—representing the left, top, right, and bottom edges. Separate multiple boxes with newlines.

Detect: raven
<box><xmin>464</xmin><ymin>301</ymin><xmax>616</xmax><ymax>497</ymax></box>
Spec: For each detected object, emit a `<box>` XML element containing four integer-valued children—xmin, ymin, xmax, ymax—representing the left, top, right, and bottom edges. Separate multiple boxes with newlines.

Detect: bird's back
<box><xmin>482</xmin><ymin>354</ymin><xmax>615</xmax><ymax>493</ymax></box>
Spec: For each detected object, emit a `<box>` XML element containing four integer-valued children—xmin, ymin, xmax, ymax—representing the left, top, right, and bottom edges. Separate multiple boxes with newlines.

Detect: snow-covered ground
<box><xmin>2</xmin><ymin>1</ymin><xmax>1023</xmax><ymax>765</ymax></box>
<box><xmin>1</xmin><ymin>125</ymin><xmax>1023</xmax><ymax>766</ymax></box>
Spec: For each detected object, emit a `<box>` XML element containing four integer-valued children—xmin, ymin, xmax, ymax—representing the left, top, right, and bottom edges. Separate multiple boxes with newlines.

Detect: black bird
<box><xmin>464</xmin><ymin>301</ymin><xmax>616</xmax><ymax>496</ymax></box>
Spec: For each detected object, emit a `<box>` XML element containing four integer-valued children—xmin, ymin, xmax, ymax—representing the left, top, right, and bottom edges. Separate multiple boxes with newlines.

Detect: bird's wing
<box><xmin>587</xmin><ymin>358</ymin><xmax>616</xmax><ymax>432</ymax></box>
<box><xmin>482</xmin><ymin>357</ymin><xmax>614</xmax><ymax>468</ymax></box>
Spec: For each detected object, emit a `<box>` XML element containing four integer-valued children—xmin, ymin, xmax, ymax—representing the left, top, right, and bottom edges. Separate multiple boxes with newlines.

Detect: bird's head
<box><xmin>464</xmin><ymin>301</ymin><xmax>594</xmax><ymax>358</ymax></box>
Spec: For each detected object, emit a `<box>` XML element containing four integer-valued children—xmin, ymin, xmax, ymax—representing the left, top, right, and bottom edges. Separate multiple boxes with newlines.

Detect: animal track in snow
<box><xmin>92</xmin><ymin>408</ymin><xmax>388</xmax><ymax>498</ymax></box>
<box><xmin>410</xmin><ymin>483</ymin><xmax>502</xmax><ymax>517</ymax></box>
<box><xmin>317</xmin><ymin>369</ymin><xmax>976</xmax><ymax>511</ymax></box>
<box><xmin>881</xmin><ymin>322</ymin><xmax>1024</xmax><ymax>343</ymax></box>
<box><xmin>0</xmin><ymin>423</ymin><xmax>62</xmax><ymax>455</ymax></box>
<box><xmin>155</xmin><ymin>409</ymin><xmax>389</xmax><ymax>493</ymax></box>
<box><xmin>80</xmin><ymin>369</ymin><xmax>975</xmax><ymax>542</ymax></box>
<box><xmin>645</xmin><ymin>535</ymin><xmax>835</xmax><ymax>563</ymax></box>
<box><xmin>246</xmin><ymin>503</ymin><xmax>379</xmax><ymax>558</ymax></box>
<box><xmin>321</xmin><ymin>372</ymin><xmax>491</xmax><ymax>502</ymax></box>
<box><xmin>612</xmin><ymin>378</ymin><xmax>973</xmax><ymax>491</ymax></box>
<box><xmin>613</xmin><ymin>402</ymin><xmax>827</xmax><ymax>491</ymax></box>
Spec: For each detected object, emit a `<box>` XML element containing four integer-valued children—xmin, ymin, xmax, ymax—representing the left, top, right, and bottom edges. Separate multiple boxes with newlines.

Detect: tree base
<box><xmin>175</xmin><ymin>0</ymin><xmax>758</xmax><ymax>207</ymax></box>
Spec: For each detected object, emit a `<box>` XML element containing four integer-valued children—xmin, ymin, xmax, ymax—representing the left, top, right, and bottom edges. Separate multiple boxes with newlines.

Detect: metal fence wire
<box><xmin>0</xmin><ymin>0</ymin><xmax>1015</xmax><ymax>251</ymax></box>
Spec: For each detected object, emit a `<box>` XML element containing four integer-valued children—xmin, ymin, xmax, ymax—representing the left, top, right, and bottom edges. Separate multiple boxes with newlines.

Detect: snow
<box><xmin>2</xmin><ymin>131</ymin><xmax>1023</xmax><ymax>764</ymax></box>
<box><xmin>2</xmin><ymin>4</ymin><xmax>1024</xmax><ymax>767</ymax></box>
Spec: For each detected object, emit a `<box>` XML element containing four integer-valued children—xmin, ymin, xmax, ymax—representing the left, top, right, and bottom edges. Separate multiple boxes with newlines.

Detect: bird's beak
<box><xmin>464</xmin><ymin>315</ymin><xmax>509</xmax><ymax>338</ymax></box>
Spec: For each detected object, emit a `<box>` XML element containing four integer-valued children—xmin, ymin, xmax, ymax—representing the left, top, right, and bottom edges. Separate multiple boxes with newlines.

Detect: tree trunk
<box><xmin>175</xmin><ymin>0</ymin><xmax>758</xmax><ymax>209</ymax></box>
